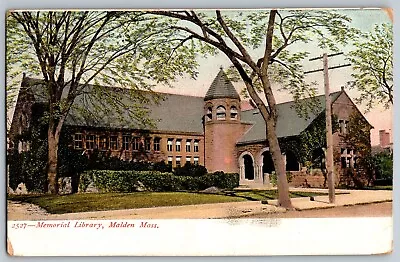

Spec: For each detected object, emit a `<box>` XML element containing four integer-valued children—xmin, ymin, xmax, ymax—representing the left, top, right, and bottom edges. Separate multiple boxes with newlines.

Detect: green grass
<box><xmin>364</xmin><ymin>185</ymin><xmax>393</xmax><ymax>190</ymax></box>
<box><xmin>8</xmin><ymin>190</ymin><xmax>336</xmax><ymax>214</ymax></box>
<box><xmin>8</xmin><ymin>192</ymin><xmax>247</xmax><ymax>214</ymax></box>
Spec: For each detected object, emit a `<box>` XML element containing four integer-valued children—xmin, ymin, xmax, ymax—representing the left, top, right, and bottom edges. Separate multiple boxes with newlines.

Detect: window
<box><xmin>341</xmin><ymin>147</ymin><xmax>355</xmax><ymax>168</ymax></box>
<box><xmin>339</xmin><ymin>119</ymin><xmax>349</xmax><ymax>134</ymax></box>
<box><xmin>154</xmin><ymin>137</ymin><xmax>161</xmax><ymax>151</ymax></box>
<box><xmin>230</xmin><ymin>106</ymin><xmax>238</xmax><ymax>119</ymax></box>
<box><xmin>186</xmin><ymin>156</ymin><xmax>191</xmax><ymax>163</ymax></box>
<box><xmin>145</xmin><ymin>138</ymin><xmax>151</xmax><ymax>151</ymax></box>
<box><xmin>176</xmin><ymin>139</ymin><xmax>181</xmax><ymax>152</ymax></box>
<box><xmin>176</xmin><ymin>156</ymin><xmax>181</xmax><ymax>167</ymax></box>
<box><xmin>99</xmin><ymin>136</ymin><xmax>108</xmax><ymax>150</ymax></box>
<box><xmin>86</xmin><ymin>135</ymin><xmax>95</xmax><ymax>149</ymax></box>
<box><xmin>132</xmin><ymin>137</ymin><xmax>140</xmax><ymax>151</ymax></box>
<box><xmin>167</xmin><ymin>156</ymin><xmax>173</xmax><ymax>166</ymax></box>
<box><xmin>194</xmin><ymin>156</ymin><xmax>199</xmax><ymax>165</ymax></box>
<box><xmin>110</xmin><ymin>136</ymin><xmax>118</xmax><ymax>150</ymax></box>
<box><xmin>216</xmin><ymin>106</ymin><xmax>226</xmax><ymax>120</ymax></box>
<box><xmin>74</xmin><ymin>133</ymin><xmax>83</xmax><ymax>149</ymax></box>
<box><xmin>206</xmin><ymin>107</ymin><xmax>212</xmax><ymax>121</ymax></box>
<box><xmin>186</xmin><ymin>140</ymin><xmax>191</xmax><ymax>152</ymax></box>
<box><xmin>167</xmin><ymin>139</ymin><xmax>173</xmax><ymax>151</ymax></box>
<box><xmin>194</xmin><ymin>140</ymin><xmax>199</xmax><ymax>152</ymax></box>
<box><xmin>122</xmin><ymin>135</ymin><xmax>131</xmax><ymax>151</ymax></box>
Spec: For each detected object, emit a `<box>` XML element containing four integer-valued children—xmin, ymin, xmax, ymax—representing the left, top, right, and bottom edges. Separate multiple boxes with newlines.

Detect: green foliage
<box><xmin>347</xmin><ymin>23</ymin><xmax>393</xmax><ymax>109</ymax></box>
<box><xmin>270</xmin><ymin>171</ymin><xmax>293</xmax><ymax>187</ymax></box>
<box><xmin>8</xmin><ymin>192</ymin><xmax>246</xmax><ymax>214</ymax></box>
<box><xmin>340</xmin><ymin>112</ymin><xmax>374</xmax><ymax>187</ymax></box>
<box><xmin>173</xmin><ymin>163</ymin><xmax>207</xmax><ymax>177</ymax></box>
<box><xmin>279</xmin><ymin>113</ymin><xmax>339</xmax><ymax>170</ymax></box>
<box><xmin>373</xmin><ymin>151</ymin><xmax>393</xmax><ymax>182</ymax></box>
<box><xmin>8</xmin><ymin>105</ymin><xmax>48</xmax><ymax>192</ymax></box>
<box><xmin>8</xmin><ymin>150</ymin><xmax>48</xmax><ymax>192</ymax></box>
<box><xmin>79</xmin><ymin>170</ymin><xmax>239</xmax><ymax>193</ymax></box>
<box><xmin>7</xmin><ymin>11</ymin><xmax>201</xmax><ymax>194</ymax></box>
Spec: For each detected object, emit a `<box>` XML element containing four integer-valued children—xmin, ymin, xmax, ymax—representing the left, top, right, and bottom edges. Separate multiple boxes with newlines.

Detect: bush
<box><xmin>270</xmin><ymin>171</ymin><xmax>293</xmax><ymax>186</ymax></box>
<box><xmin>8</xmin><ymin>149</ymin><xmax>47</xmax><ymax>193</ymax></box>
<box><xmin>373</xmin><ymin>151</ymin><xmax>393</xmax><ymax>181</ymax></box>
<box><xmin>173</xmin><ymin>163</ymin><xmax>207</xmax><ymax>177</ymax></box>
<box><xmin>153</xmin><ymin>161</ymin><xmax>173</xmax><ymax>172</ymax></box>
<box><xmin>78</xmin><ymin>170</ymin><xmax>239</xmax><ymax>193</ymax></box>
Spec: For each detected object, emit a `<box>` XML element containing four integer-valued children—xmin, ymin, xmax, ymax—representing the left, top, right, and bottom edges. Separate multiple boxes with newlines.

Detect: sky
<box><xmin>6</xmin><ymin>9</ymin><xmax>392</xmax><ymax>146</ymax></box>
<box><xmin>152</xmin><ymin>8</ymin><xmax>392</xmax><ymax>146</ymax></box>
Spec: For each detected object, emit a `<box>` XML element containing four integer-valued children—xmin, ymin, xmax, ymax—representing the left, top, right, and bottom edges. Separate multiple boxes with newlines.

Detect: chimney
<box><xmin>379</xmin><ymin>130</ymin><xmax>390</xmax><ymax>148</ymax></box>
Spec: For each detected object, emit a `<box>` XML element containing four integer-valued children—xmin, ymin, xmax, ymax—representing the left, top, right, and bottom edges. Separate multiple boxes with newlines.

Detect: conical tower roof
<box><xmin>204</xmin><ymin>68</ymin><xmax>240</xmax><ymax>101</ymax></box>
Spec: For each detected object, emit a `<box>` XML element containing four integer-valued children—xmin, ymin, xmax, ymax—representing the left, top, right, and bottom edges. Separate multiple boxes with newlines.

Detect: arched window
<box><xmin>206</xmin><ymin>107</ymin><xmax>212</xmax><ymax>121</ymax></box>
<box><xmin>216</xmin><ymin>106</ymin><xmax>226</xmax><ymax>120</ymax></box>
<box><xmin>230</xmin><ymin>106</ymin><xmax>238</xmax><ymax>119</ymax></box>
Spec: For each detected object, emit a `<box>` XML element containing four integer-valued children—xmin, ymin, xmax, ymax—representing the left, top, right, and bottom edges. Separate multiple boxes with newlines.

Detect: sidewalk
<box><xmin>7</xmin><ymin>189</ymin><xmax>392</xmax><ymax>220</ymax></box>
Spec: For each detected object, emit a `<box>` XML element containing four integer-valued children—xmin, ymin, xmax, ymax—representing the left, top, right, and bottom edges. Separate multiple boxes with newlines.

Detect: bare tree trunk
<box><xmin>266</xmin><ymin>117</ymin><xmax>292</xmax><ymax>208</ymax></box>
<box><xmin>47</xmin><ymin>123</ymin><xmax>60</xmax><ymax>194</ymax></box>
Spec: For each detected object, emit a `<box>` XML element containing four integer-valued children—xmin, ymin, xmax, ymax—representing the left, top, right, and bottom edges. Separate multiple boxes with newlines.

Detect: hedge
<box><xmin>79</xmin><ymin>170</ymin><xmax>239</xmax><ymax>193</ymax></box>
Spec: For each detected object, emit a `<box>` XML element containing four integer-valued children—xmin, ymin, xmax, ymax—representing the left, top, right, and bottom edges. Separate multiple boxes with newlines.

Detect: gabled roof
<box><xmin>21</xmin><ymin>77</ymin><xmax>204</xmax><ymax>134</ymax></box>
<box><xmin>204</xmin><ymin>68</ymin><xmax>240</xmax><ymax>101</ymax></box>
<box><xmin>238</xmin><ymin>91</ymin><xmax>342</xmax><ymax>144</ymax></box>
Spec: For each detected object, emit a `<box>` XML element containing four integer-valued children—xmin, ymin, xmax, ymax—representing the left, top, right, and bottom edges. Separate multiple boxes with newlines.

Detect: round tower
<box><xmin>204</xmin><ymin>68</ymin><xmax>243</xmax><ymax>173</ymax></box>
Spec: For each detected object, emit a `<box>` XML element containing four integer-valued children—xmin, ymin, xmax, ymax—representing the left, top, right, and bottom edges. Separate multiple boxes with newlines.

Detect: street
<box><xmin>245</xmin><ymin>202</ymin><xmax>392</xmax><ymax>218</ymax></box>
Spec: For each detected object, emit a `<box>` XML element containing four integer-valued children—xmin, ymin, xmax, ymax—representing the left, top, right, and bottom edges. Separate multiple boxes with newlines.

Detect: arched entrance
<box><xmin>286</xmin><ymin>150</ymin><xmax>300</xmax><ymax>171</ymax></box>
<box><xmin>243</xmin><ymin>154</ymin><xmax>254</xmax><ymax>180</ymax></box>
<box><xmin>239</xmin><ymin>151</ymin><xmax>255</xmax><ymax>183</ymax></box>
<box><xmin>262</xmin><ymin>151</ymin><xmax>275</xmax><ymax>174</ymax></box>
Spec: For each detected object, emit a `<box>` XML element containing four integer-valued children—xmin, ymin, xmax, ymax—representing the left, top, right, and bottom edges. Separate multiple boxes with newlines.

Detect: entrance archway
<box><xmin>243</xmin><ymin>154</ymin><xmax>254</xmax><ymax>180</ymax></box>
<box><xmin>239</xmin><ymin>151</ymin><xmax>255</xmax><ymax>182</ymax></box>
<box><xmin>262</xmin><ymin>151</ymin><xmax>275</xmax><ymax>174</ymax></box>
<box><xmin>286</xmin><ymin>150</ymin><xmax>300</xmax><ymax>171</ymax></box>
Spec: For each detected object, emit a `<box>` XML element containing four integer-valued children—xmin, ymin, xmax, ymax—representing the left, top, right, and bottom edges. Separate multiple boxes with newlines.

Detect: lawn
<box><xmin>8</xmin><ymin>190</ymin><xmax>333</xmax><ymax>214</ymax></box>
<box><xmin>363</xmin><ymin>185</ymin><xmax>393</xmax><ymax>190</ymax></box>
<box><xmin>8</xmin><ymin>192</ymin><xmax>246</xmax><ymax>214</ymax></box>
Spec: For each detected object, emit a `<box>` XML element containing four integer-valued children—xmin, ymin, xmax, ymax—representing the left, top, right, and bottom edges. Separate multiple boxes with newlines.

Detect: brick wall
<box><xmin>204</xmin><ymin>97</ymin><xmax>252</xmax><ymax>173</ymax></box>
<box><xmin>69</xmin><ymin>128</ymin><xmax>204</xmax><ymax>167</ymax></box>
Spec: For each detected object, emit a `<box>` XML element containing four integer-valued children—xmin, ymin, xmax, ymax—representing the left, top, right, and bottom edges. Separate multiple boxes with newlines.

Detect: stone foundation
<box><xmin>289</xmin><ymin>171</ymin><xmax>326</xmax><ymax>188</ymax></box>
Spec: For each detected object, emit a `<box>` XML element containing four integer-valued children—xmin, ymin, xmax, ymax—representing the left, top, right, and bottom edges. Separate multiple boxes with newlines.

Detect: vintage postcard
<box><xmin>6</xmin><ymin>8</ymin><xmax>393</xmax><ymax>256</ymax></box>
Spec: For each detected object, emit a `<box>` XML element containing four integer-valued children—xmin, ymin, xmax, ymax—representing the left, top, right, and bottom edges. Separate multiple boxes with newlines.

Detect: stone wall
<box><xmin>289</xmin><ymin>171</ymin><xmax>326</xmax><ymax>188</ymax></box>
<box><xmin>288</xmin><ymin>170</ymin><xmax>342</xmax><ymax>188</ymax></box>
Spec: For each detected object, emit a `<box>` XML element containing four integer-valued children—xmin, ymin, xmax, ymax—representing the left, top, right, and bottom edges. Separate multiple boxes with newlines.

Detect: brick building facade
<box><xmin>9</xmin><ymin>68</ymin><xmax>372</xmax><ymax>187</ymax></box>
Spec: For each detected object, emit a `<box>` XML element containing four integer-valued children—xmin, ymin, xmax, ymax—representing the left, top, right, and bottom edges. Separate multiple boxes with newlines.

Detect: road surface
<box><xmin>245</xmin><ymin>202</ymin><xmax>392</xmax><ymax>218</ymax></box>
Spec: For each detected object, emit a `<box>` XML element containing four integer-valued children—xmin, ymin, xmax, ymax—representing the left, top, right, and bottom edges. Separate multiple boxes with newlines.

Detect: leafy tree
<box><xmin>373</xmin><ymin>151</ymin><xmax>393</xmax><ymax>183</ymax></box>
<box><xmin>340</xmin><ymin>112</ymin><xmax>374</xmax><ymax>187</ymax></box>
<box><xmin>347</xmin><ymin>23</ymin><xmax>393</xmax><ymax>109</ymax></box>
<box><xmin>7</xmin><ymin>11</ymin><xmax>197</xmax><ymax>194</ymax></box>
<box><xmin>147</xmin><ymin>10</ymin><xmax>358</xmax><ymax>208</ymax></box>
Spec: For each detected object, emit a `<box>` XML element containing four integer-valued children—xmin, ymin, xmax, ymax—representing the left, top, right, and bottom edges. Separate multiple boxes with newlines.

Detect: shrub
<box><xmin>174</xmin><ymin>163</ymin><xmax>207</xmax><ymax>177</ymax></box>
<box><xmin>8</xmin><ymin>149</ymin><xmax>47</xmax><ymax>193</ymax></box>
<box><xmin>78</xmin><ymin>170</ymin><xmax>239</xmax><ymax>193</ymax></box>
<box><xmin>153</xmin><ymin>161</ymin><xmax>173</xmax><ymax>172</ymax></box>
<box><xmin>270</xmin><ymin>171</ymin><xmax>293</xmax><ymax>187</ymax></box>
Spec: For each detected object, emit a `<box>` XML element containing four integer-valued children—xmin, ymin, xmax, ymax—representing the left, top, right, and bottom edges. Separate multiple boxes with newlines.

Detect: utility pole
<box><xmin>305</xmin><ymin>52</ymin><xmax>351</xmax><ymax>204</ymax></box>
